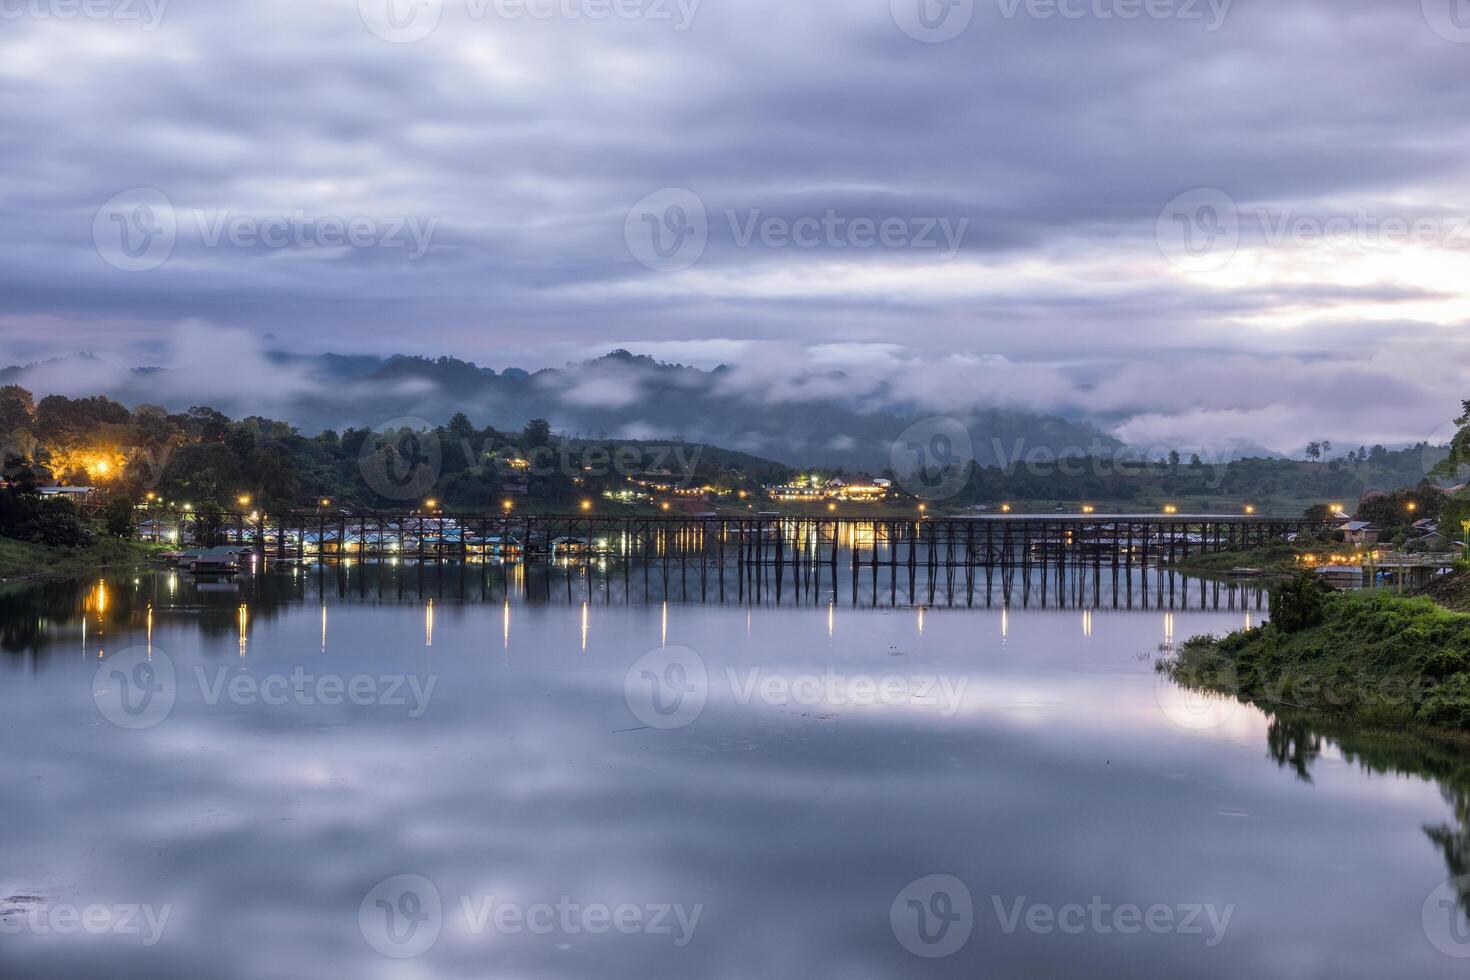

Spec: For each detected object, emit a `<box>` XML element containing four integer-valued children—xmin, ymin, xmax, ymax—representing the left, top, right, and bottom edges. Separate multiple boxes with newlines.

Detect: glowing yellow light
<box><xmin>1244</xmin><ymin>505</ymin><xmax>1256</xmax><ymax>514</ymax></box>
<box><xmin>581</xmin><ymin>500</ymin><xmax>592</xmax><ymax>511</ymax></box>
<box><xmin>502</xmin><ymin>500</ymin><xmax>513</xmax><ymax>512</ymax></box>
<box><xmin>319</xmin><ymin>498</ymin><xmax>331</xmax><ymax>508</ymax></box>
<box><xmin>93</xmin><ymin>460</ymin><xmax>110</xmax><ymax>475</ymax></box>
<box><xmin>237</xmin><ymin>494</ymin><xmax>251</xmax><ymax>507</ymax></box>
<box><xmin>425</xmin><ymin>499</ymin><xmax>438</xmax><ymax>510</ymax></box>
<box><xmin>661</xmin><ymin>502</ymin><xmax>671</xmax><ymax>511</ymax></box>
<box><xmin>1001</xmin><ymin>503</ymin><xmax>1011</xmax><ymax>513</ymax></box>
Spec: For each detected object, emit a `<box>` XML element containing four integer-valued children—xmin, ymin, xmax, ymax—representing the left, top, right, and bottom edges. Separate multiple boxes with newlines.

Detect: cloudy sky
<box><xmin>2</xmin><ymin>0</ymin><xmax>1469</xmax><ymax>453</ymax></box>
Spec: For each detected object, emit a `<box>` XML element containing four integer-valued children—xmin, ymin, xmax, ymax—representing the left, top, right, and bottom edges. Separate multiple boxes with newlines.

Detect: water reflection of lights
<box><xmin>238</xmin><ymin>604</ymin><xmax>248</xmax><ymax>656</ymax></box>
<box><xmin>917</xmin><ymin>606</ymin><xmax>925</xmax><ymax>636</ymax></box>
<box><xmin>321</xmin><ymin>605</ymin><xmax>328</xmax><ymax>653</ymax></box>
<box><xmin>1082</xmin><ymin>609</ymin><xmax>1093</xmax><ymax>638</ymax></box>
<box><xmin>1162</xmin><ymin>612</ymin><xmax>1175</xmax><ymax>652</ymax></box>
<box><xmin>581</xmin><ymin>601</ymin><xmax>589</xmax><ymax>651</ymax></box>
<box><xmin>827</xmin><ymin>602</ymin><xmax>834</xmax><ymax>638</ymax></box>
<box><xmin>425</xmin><ymin>599</ymin><xmax>434</xmax><ymax>647</ymax></box>
<box><xmin>1001</xmin><ymin>606</ymin><xmax>1008</xmax><ymax>640</ymax></box>
<box><xmin>661</xmin><ymin>601</ymin><xmax>668</xmax><ymax>647</ymax></box>
<box><xmin>503</xmin><ymin>599</ymin><xmax>510</xmax><ymax>650</ymax></box>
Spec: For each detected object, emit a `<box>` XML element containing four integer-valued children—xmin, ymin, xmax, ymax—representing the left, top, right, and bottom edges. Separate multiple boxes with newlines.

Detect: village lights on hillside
<box><xmin>1406</xmin><ymin>501</ymin><xmax>1418</xmax><ymax>513</ymax></box>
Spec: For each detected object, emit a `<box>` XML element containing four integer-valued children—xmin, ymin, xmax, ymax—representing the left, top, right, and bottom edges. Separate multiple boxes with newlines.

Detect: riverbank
<box><xmin>1167</xmin><ymin>543</ymin><xmax>1309</xmax><ymax>576</ymax></box>
<box><xmin>0</xmin><ymin>537</ymin><xmax>168</xmax><ymax>582</ymax></box>
<box><xmin>1159</xmin><ymin>585</ymin><xmax>1470</xmax><ymax>735</ymax></box>
<box><xmin>1418</xmin><ymin>568</ymin><xmax>1470</xmax><ymax>613</ymax></box>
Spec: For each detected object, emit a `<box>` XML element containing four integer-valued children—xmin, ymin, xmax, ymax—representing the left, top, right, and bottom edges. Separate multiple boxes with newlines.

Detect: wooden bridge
<box><xmin>143</xmin><ymin>511</ymin><xmax>1321</xmax><ymax>608</ymax></box>
<box><xmin>150</xmin><ymin>510</ymin><xmax>1325</xmax><ymax>568</ymax></box>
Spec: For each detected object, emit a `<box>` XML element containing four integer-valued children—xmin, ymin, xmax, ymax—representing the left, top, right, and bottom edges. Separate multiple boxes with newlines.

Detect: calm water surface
<box><xmin>0</xmin><ymin>562</ymin><xmax>1466</xmax><ymax>978</ymax></box>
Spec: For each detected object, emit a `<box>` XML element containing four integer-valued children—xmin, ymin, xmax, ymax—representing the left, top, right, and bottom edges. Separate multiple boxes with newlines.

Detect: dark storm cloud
<box><xmin>1</xmin><ymin>0</ymin><xmax>1468</xmax><ymax>450</ymax></box>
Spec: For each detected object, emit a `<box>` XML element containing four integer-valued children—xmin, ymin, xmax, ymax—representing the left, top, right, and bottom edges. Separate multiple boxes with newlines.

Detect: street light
<box><xmin>581</xmin><ymin>500</ymin><xmax>592</xmax><ymax>512</ymax></box>
<box><xmin>1244</xmin><ymin>504</ymin><xmax>1256</xmax><ymax>515</ymax></box>
<box><xmin>237</xmin><ymin>494</ymin><xmax>251</xmax><ymax>507</ymax></box>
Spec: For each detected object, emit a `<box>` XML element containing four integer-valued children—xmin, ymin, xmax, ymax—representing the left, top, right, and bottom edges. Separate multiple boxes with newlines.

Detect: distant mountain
<box><xmin>0</xmin><ymin>349</ymin><xmax>1122</xmax><ymax>471</ymax></box>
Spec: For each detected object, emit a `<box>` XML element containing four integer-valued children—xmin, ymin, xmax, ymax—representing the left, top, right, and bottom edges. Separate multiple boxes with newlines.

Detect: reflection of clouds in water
<box><xmin>0</xmin><ymin>595</ymin><xmax>1465</xmax><ymax>978</ymax></box>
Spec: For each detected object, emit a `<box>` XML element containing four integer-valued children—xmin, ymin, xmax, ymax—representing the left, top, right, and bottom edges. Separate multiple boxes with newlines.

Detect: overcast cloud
<box><xmin>2</xmin><ymin>0</ymin><xmax>1469</xmax><ymax>453</ymax></box>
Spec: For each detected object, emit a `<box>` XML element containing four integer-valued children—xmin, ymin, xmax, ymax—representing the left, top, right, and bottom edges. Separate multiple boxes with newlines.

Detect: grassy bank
<box><xmin>0</xmin><ymin>537</ymin><xmax>168</xmax><ymax>581</ymax></box>
<box><xmin>1418</xmin><ymin>569</ymin><xmax>1470</xmax><ymax>613</ymax></box>
<box><xmin>1160</xmin><ymin>585</ymin><xmax>1470</xmax><ymax>734</ymax></box>
<box><xmin>1167</xmin><ymin>543</ymin><xmax>1309</xmax><ymax>575</ymax></box>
